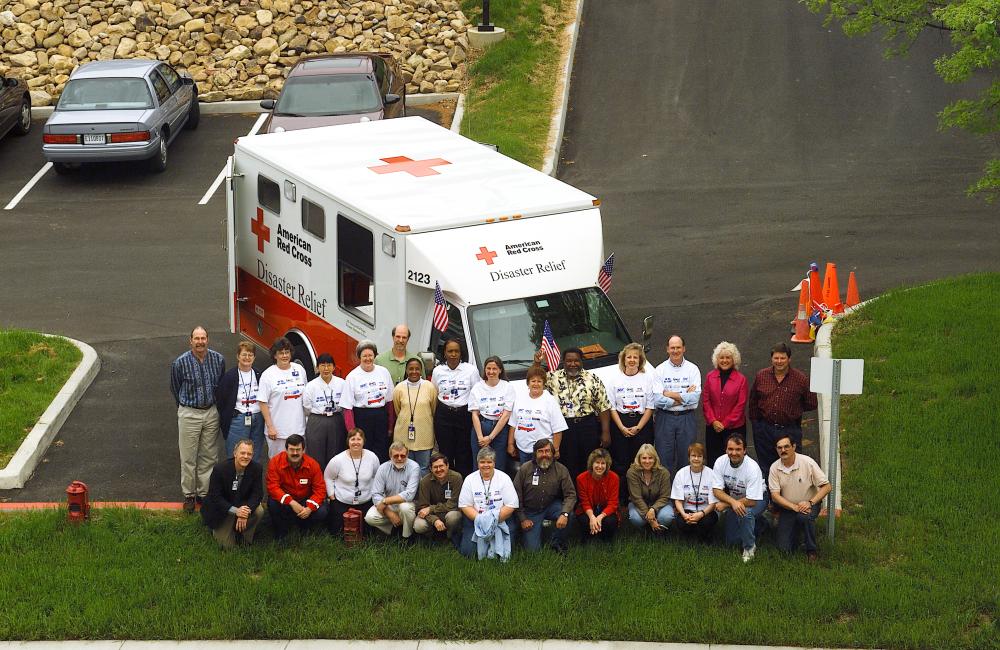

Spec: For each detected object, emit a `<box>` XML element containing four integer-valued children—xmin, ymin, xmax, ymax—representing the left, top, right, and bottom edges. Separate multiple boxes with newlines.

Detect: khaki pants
<box><xmin>414</xmin><ymin>509</ymin><xmax>463</xmax><ymax>537</ymax></box>
<box><xmin>365</xmin><ymin>502</ymin><xmax>416</xmax><ymax>538</ymax></box>
<box><xmin>178</xmin><ymin>405</ymin><xmax>222</xmax><ymax>497</ymax></box>
<box><xmin>212</xmin><ymin>505</ymin><xmax>264</xmax><ymax>548</ymax></box>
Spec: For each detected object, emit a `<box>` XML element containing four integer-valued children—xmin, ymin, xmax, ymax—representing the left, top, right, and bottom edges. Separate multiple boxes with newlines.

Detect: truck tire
<box><xmin>291</xmin><ymin>341</ymin><xmax>315</xmax><ymax>380</ymax></box>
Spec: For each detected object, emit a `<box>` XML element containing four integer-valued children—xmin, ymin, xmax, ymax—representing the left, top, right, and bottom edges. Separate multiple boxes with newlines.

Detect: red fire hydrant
<box><xmin>66</xmin><ymin>480</ymin><xmax>90</xmax><ymax>523</ymax></box>
<box><xmin>343</xmin><ymin>507</ymin><xmax>363</xmax><ymax>546</ymax></box>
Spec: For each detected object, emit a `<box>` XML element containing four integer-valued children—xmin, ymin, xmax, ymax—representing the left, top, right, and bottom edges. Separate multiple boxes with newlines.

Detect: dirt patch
<box><xmin>409</xmin><ymin>99</ymin><xmax>458</xmax><ymax>129</ymax></box>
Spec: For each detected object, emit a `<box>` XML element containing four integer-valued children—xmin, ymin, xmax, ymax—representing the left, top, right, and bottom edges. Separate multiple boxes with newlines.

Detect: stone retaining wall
<box><xmin>0</xmin><ymin>0</ymin><xmax>471</xmax><ymax>105</ymax></box>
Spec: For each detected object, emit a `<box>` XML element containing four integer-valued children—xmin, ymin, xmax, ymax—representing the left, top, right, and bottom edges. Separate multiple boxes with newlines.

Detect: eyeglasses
<box><xmin>776</xmin><ymin>444</ymin><xmax>793</xmax><ymax>450</ymax></box>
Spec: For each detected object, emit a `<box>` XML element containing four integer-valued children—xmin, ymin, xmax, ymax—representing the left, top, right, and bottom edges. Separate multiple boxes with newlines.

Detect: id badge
<box><xmin>231</xmin><ymin>480</ymin><xmax>239</xmax><ymax>491</ymax></box>
<box><xmin>244</xmin><ymin>414</ymin><xmax>252</xmax><ymax>427</ymax></box>
<box><xmin>444</xmin><ymin>487</ymin><xmax>452</xmax><ymax>499</ymax></box>
<box><xmin>325</xmin><ymin>404</ymin><xmax>333</xmax><ymax>417</ymax></box>
<box><xmin>353</xmin><ymin>490</ymin><xmax>361</xmax><ymax>504</ymax></box>
<box><xmin>407</xmin><ymin>423</ymin><xmax>416</xmax><ymax>441</ymax></box>
<box><xmin>531</xmin><ymin>474</ymin><xmax>539</xmax><ymax>486</ymax></box>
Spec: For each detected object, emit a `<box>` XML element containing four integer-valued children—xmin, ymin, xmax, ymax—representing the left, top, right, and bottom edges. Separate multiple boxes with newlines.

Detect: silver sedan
<box><xmin>42</xmin><ymin>59</ymin><xmax>199</xmax><ymax>174</ymax></box>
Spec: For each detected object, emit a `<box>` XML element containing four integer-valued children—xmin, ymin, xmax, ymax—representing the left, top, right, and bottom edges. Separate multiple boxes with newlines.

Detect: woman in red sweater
<box><xmin>575</xmin><ymin>448</ymin><xmax>619</xmax><ymax>542</ymax></box>
<box><xmin>702</xmin><ymin>341</ymin><xmax>748</xmax><ymax>468</ymax></box>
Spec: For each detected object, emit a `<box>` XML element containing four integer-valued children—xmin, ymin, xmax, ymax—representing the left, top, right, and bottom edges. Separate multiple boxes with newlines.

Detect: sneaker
<box><xmin>742</xmin><ymin>545</ymin><xmax>756</xmax><ymax>563</ymax></box>
<box><xmin>183</xmin><ymin>496</ymin><xmax>196</xmax><ymax>514</ymax></box>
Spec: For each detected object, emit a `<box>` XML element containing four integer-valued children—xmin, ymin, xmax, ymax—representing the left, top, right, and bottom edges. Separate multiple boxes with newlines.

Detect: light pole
<box><xmin>478</xmin><ymin>0</ymin><xmax>494</xmax><ymax>32</ymax></box>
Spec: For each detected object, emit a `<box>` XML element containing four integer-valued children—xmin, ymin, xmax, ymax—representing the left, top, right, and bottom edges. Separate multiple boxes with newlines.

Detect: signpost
<box><xmin>810</xmin><ymin>357</ymin><xmax>864</xmax><ymax>542</ymax></box>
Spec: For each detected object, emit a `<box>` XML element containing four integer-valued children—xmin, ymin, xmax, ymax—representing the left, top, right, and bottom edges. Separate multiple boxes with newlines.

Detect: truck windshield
<box><xmin>467</xmin><ymin>288</ymin><xmax>632</xmax><ymax>379</ymax></box>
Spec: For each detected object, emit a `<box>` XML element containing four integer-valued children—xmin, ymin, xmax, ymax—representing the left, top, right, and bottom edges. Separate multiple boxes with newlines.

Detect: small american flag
<box><xmin>433</xmin><ymin>281</ymin><xmax>449</xmax><ymax>332</ymax></box>
<box><xmin>540</xmin><ymin>320</ymin><xmax>560</xmax><ymax>371</ymax></box>
<box><xmin>597</xmin><ymin>253</ymin><xmax>615</xmax><ymax>294</ymax></box>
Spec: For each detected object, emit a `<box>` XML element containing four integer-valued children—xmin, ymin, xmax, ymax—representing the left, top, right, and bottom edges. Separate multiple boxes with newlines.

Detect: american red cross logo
<box><xmin>251</xmin><ymin>207</ymin><xmax>270</xmax><ymax>253</ymax></box>
<box><xmin>368</xmin><ymin>155</ymin><xmax>451</xmax><ymax>177</ymax></box>
<box><xmin>475</xmin><ymin>246</ymin><xmax>498</xmax><ymax>265</ymax></box>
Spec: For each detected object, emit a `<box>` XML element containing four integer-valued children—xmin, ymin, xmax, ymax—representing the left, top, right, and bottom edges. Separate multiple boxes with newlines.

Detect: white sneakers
<box><xmin>741</xmin><ymin>545</ymin><xmax>756</xmax><ymax>563</ymax></box>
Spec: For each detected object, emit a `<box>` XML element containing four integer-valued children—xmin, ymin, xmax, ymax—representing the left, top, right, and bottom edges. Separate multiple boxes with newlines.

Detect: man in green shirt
<box><xmin>375</xmin><ymin>323</ymin><xmax>412</xmax><ymax>384</ymax></box>
<box><xmin>414</xmin><ymin>452</ymin><xmax>464</xmax><ymax>543</ymax></box>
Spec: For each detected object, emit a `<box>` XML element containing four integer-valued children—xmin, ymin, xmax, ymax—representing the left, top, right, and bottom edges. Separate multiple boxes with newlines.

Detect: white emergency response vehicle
<box><xmin>225</xmin><ymin>116</ymin><xmax>648</xmax><ymax>379</ymax></box>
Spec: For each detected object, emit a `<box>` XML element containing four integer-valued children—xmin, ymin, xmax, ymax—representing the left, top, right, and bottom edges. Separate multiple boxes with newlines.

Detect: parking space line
<box><xmin>198</xmin><ymin>113</ymin><xmax>268</xmax><ymax>205</ymax></box>
<box><xmin>4</xmin><ymin>162</ymin><xmax>53</xmax><ymax>211</ymax></box>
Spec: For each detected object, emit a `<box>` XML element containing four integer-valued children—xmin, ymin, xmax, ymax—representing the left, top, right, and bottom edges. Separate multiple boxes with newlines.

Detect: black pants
<box><xmin>354</xmin><ymin>406</ymin><xmax>389</xmax><ymax>463</ymax></box>
<box><xmin>611</xmin><ymin>412</ymin><xmax>653</xmax><ymax>484</ymax></box>
<box><xmin>752</xmin><ymin>420</ymin><xmax>802</xmax><ymax>477</ymax></box>
<box><xmin>676</xmin><ymin>509</ymin><xmax>718</xmax><ymax>543</ymax></box>
<box><xmin>306</xmin><ymin>412</ymin><xmax>346</xmax><ymax>472</ymax></box>
<box><xmin>435</xmin><ymin>404</ymin><xmax>473</xmax><ymax>475</ymax></box>
<box><xmin>575</xmin><ymin>511</ymin><xmax>618</xmax><ymax>543</ymax></box>
<box><xmin>327</xmin><ymin>498</ymin><xmax>373</xmax><ymax>536</ymax></box>
<box><xmin>562</xmin><ymin>415</ymin><xmax>600</xmax><ymax>480</ymax></box>
<box><xmin>268</xmin><ymin>497</ymin><xmax>329</xmax><ymax>539</ymax></box>
<box><xmin>705</xmin><ymin>423</ymin><xmax>747</xmax><ymax>469</ymax></box>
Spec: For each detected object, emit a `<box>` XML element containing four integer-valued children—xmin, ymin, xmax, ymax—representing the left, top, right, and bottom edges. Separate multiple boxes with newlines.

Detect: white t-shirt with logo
<box><xmin>432</xmin><ymin>362</ymin><xmax>481</xmax><ymax>407</ymax></box>
<box><xmin>655</xmin><ymin>358</ymin><xmax>702</xmax><ymax>411</ymax></box>
<box><xmin>509</xmin><ymin>391</ymin><xmax>568</xmax><ymax>453</ymax></box>
<box><xmin>303</xmin><ymin>375</ymin><xmax>346</xmax><ymax>415</ymax></box>
<box><xmin>605</xmin><ymin>370</ymin><xmax>659</xmax><ymax>414</ymax></box>
<box><xmin>235</xmin><ymin>369</ymin><xmax>261</xmax><ymax>414</ymax></box>
<box><xmin>257</xmin><ymin>362</ymin><xmax>307</xmax><ymax>438</ymax></box>
<box><xmin>671</xmin><ymin>466</ymin><xmax>719</xmax><ymax>513</ymax></box>
<box><xmin>711</xmin><ymin>456</ymin><xmax>764</xmax><ymax>501</ymax></box>
<box><xmin>468</xmin><ymin>380</ymin><xmax>516</xmax><ymax>420</ymax></box>
<box><xmin>339</xmin><ymin>365</ymin><xmax>394</xmax><ymax>409</ymax></box>
<box><xmin>458</xmin><ymin>469</ymin><xmax>519</xmax><ymax>513</ymax></box>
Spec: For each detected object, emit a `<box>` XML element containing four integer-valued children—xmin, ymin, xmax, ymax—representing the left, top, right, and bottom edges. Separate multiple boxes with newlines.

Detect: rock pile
<box><xmin>0</xmin><ymin>0</ymin><xmax>471</xmax><ymax>105</ymax></box>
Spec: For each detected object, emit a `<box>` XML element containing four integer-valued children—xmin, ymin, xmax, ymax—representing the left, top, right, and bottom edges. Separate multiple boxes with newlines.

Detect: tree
<box><xmin>806</xmin><ymin>0</ymin><xmax>1000</xmax><ymax>201</ymax></box>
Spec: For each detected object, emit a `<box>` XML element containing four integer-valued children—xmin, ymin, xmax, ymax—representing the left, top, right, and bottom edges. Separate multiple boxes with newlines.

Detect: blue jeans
<box><xmin>654</xmin><ymin>409</ymin><xmax>697</xmax><ymax>477</ymax></box>
<box><xmin>226</xmin><ymin>411</ymin><xmax>266</xmax><ymax>465</ymax></box>
<box><xmin>721</xmin><ymin>494</ymin><xmax>769</xmax><ymax>550</ymax></box>
<box><xmin>517</xmin><ymin>500</ymin><xmax>569</xmax><ymax>551</ymax></box>
<box><xmin>471</xmin><ymin>418</ymin><xmax>509</xmax><ymax>474</ymax></box>
<box><xmin>627</xmin><ymin>502</ymin><xmax>675</xmax><ymax>530</ymax></box>
<box><xmin>518</xmin><ymin>449</ymin><xmax>533</xmax><ymax>465</ymax></box>
<box><xmin>409</xmin><ymin>449</ymin><xmax>431</xmax><ymax>477</ymax></box>
<box><xmin>776</xmin><ymin>502</ymin><xmax>821</xmax><ymax>553</ymax></box>
<box><xmin>752</xmin><ymin>420</ymin><xmax>803</xmax><ymax>479</ymax></box>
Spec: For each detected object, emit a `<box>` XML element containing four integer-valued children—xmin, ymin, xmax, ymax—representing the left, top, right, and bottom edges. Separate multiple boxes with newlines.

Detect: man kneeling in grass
<box><xmin>768</xmin><ymin>435</ymin><xmax>831</xmax><ymax>561</ymax></box>
<box><xmin>201</xmin><ymin>439</ymin><xmax>264</xmax><ymax>548</ymax></box>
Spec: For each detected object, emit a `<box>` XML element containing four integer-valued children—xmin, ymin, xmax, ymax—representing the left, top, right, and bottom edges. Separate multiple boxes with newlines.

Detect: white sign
<box><xmin>810</xmin><ymin>358</ymin><xmax>864</xmax><ymax>395</ymax></box>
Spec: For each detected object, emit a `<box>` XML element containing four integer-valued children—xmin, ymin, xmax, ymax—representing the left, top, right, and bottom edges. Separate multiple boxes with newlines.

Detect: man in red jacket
<box><xmin>266</xmin><ymin>434</ymin><xmax>328</xmax><ymax>539</ymax></box>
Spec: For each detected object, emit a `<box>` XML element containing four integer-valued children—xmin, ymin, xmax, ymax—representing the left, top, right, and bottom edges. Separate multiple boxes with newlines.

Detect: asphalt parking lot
<box><xmin>0</xmin><ymin>107</ymin><xmax>446</xmax><ymax>502</ymax></box>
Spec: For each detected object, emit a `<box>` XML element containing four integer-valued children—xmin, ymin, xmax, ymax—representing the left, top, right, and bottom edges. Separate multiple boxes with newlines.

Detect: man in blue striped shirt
<box><xmin>170</xmin><ymin>326</ymin><xmax>226</xmax><ymax>513</ymax></box>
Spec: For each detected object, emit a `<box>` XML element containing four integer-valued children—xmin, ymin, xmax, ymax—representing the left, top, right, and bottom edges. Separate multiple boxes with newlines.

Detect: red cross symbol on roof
<box><xmin>251</xmin><ymin>207</ymin><xmax>270</xmax><ymax>253</ymax></box>
<box><xmin>475</xmin><ymin>246</ymin><xmax>498</xmax><ymax>265</ymax></box>
<box><xmin>368</xmin><ymin>155</ymin><xmax>451</xmax><ymax>177</ymax></box>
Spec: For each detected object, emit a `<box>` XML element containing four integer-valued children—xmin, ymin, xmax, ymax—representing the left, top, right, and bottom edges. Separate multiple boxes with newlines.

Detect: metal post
<box><xmin>480</xmin><ymin>0</ymin><xmax>494</xmax><ymax>31</ymax></box>
<box><xmin>827</xmin><ymin>359</ymin><xmax>841</xmax><ymax>542</ymax></box>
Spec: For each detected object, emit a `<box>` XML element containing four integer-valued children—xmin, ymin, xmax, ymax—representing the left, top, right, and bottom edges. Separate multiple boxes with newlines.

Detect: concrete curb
<box><xmin>541</xmin><ymin>0</ymin><xmax>585</xmax><ymax>176</ymax></box>
<box><xmin>0</xmin><ymin>642</ymin><xmax>868</xmax><ymax>650</ymax></box>
<box><xmin>29</xmin><ymin>92</ymin><xmax>461</xmax><ymax>118</ymax></box>
<box><xmin>0</xmin><ymin>336</ymin><xmax>100</xmax><ymax>490</ymax></box>
<box><xmin>450</xmin><ymin>91</ymin><xmax>465</xmax><ymax>133</ymax></box>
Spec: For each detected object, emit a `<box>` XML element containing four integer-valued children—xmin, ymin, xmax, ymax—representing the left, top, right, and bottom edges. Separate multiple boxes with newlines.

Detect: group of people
<box><xmin>172</xmin><ymin>324</ymin><xmax>830</xmax><ymax>561</ymax></box>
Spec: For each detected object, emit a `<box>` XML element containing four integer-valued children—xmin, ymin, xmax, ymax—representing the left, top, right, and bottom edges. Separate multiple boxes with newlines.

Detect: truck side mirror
<box><xmin>384</xmin><ymin>93</ymin><xmax>401</xmax><ymax>106</ymax></box>
<box><xmin>418</xmin><ymin>351</ymin><xmax>436</xmax><ymax>377</ymax></box>
<box><xmin>641</xmin><ymin>315</ymin><xmax>654</xmax><ymax>352</ymax></box>
<box><xmin>260</xmin><ymin>99</ymin><xmax>276</xmax><ymax>110</ymax></box>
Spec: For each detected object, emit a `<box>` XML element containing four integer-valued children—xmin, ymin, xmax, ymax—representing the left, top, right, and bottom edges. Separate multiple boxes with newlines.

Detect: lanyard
<box><xmin>351</xmin><ymin>454</ymin><xmax>363</xmax><ymax>488</ymax></box>
<box><xmin>481</xmin><ymin>473</ymin><xmax>492</xmax><ymax>505</ymax></box>
<box><xmin>406</xmin><ymin>380</ymin><xmax>422</xmax><ymax>424</ymax></box>
<box><xmin>690</xmin><ymin>469</ymin><xmax>704</xmax><ymax>508</ymax></box>
<box><xmin>238</xmin><ymin>370</ymin><xmax>255</xmax><ymax>406</ymax></box>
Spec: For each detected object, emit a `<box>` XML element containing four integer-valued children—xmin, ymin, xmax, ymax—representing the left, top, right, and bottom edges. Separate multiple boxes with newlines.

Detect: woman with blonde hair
<box><xmin>604</xmin><ymin>342</ymin><xmax>658</xmax><ymax>490</ymax></box>
<box><xmin>625</xmin><ymin>443</ymin><xmax>674</xmax><ymax>533</ymax></box>
<box><xmin>702</xmin><ymin>341</ymin><xmax>748</xmax><ymax>467</ymax></box>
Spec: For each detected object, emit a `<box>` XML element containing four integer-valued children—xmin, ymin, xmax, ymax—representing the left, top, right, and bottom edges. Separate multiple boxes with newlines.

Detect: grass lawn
<box><xmin>459</xmin><ymin>0</ymin><xmax>572</xmax><ymax>168</ymax></box>
<box><xmin>0</xmin><ymin>329</ymin><xmax>82</xmax><ymax>467</ymax></box>
<box><xmin>1</xmin><ymin>274</ymin><xmax>997</xmax><ymax>648</ymax></box>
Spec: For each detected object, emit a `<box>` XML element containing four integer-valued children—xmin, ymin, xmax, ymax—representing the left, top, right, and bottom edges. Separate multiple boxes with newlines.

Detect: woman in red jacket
<box><xmin>702</xmin><ymin>341</ymin><xmax>748</xmax><ymax>468</ymax></box>
<box><xmin>575</xmin><ymin>448</ymin><xmax>619</xmax><ymax>542</ymax></box>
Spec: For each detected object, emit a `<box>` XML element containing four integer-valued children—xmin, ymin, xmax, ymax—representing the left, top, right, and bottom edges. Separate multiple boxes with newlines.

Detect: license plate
<box><xmin>83</xmin><ymin>134</ymin><xmax>106</xmax><ymax>145</ymax></box>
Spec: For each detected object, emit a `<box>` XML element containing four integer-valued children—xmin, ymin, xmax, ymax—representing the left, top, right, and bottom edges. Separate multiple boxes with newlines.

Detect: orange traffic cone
<box><xmin>808</xmin><ymin>263</ymin><xmax>824</xmax><ymax>312</ymax></box>
<box><xmin>823</xmin><ymin>263</ymin><xmax>844</xmax><ymax>314</ymax></box>
<box><xmin>791</xmin><ymin>279</ymin><xmax>812</xmax><ymax>343</ymax></box>
<box><xmin>846</xmin><ymin>271</ymin><xmax>860</xmax><ymax>307</ymax></box>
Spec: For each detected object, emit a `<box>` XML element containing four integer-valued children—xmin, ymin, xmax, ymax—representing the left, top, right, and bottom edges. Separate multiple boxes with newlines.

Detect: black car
<box><xmin>0</xmin><ymin>74</ymin><xmax>31</xmax><ymax>140</ymax></box>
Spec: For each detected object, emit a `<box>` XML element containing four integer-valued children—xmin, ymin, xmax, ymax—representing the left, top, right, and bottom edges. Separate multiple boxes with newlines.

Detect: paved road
<box><xmin>559</xmin><ymin>2</ymin><xmax>999</xmax><ymax>404</ymax></box>
<box><xmin>3</xmin><ymin>3</ymin><xmax>998</xmax><ymax>501</ymax></box>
